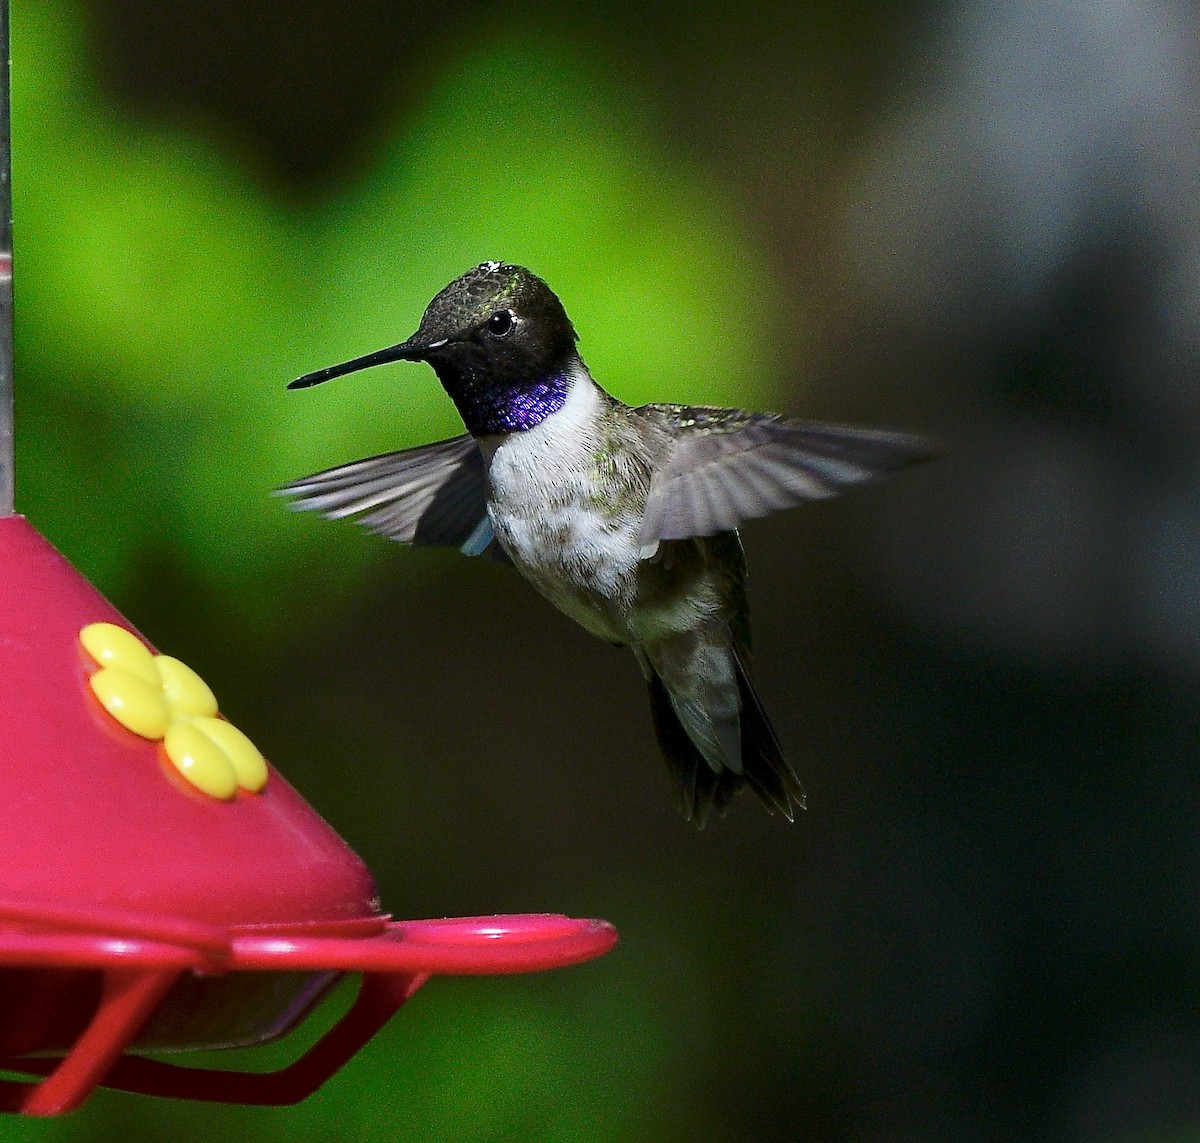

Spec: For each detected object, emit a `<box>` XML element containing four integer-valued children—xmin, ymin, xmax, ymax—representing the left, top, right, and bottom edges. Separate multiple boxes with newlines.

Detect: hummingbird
<box><xmin>280</xmin><ymin>262</ymin><xmax>932</xmax><ymax>827</ymax></box>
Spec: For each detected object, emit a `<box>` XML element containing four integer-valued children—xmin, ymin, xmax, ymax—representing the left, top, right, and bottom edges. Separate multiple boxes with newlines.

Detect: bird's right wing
<box><xmin>277</xmin><ymin>434</ymin><xmax>506</xmax><ymax>559</ymax></box>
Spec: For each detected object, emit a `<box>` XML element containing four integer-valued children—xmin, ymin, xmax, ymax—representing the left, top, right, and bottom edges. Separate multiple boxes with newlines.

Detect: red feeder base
<box><xmin>0</xmin><ymin>517</ymin><xmax>617</xmax><ymax>1114</ymax></box>
<box><xmin>0</xmin><ymin>906</ymin><xmax>616</xmax><ymax>1114</ymax></box>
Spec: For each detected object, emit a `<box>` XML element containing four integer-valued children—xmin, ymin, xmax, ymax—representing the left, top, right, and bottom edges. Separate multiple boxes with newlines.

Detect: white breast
<box><xmin>481</xmin><ymin>362</ymin><xmax>602</xmax><ymax>505</ymax></box>
<box><xmin>481</xmin><ymin>366</ymin><xmax>646</xmax><ymax>637</ymax></box>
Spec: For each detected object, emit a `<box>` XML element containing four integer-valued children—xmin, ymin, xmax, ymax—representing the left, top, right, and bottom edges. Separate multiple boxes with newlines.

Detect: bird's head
<box><xmin>289</xmin><ymin>262</ymin><xmax>579</xmax><ymax>398</ymax></box>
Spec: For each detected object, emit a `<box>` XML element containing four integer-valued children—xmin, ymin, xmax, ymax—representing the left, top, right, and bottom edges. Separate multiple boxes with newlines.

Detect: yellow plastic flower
<box><xmin>80</xmin><ymin>622</ymin><xmax>268</xmax><ymax>800</ymax></box>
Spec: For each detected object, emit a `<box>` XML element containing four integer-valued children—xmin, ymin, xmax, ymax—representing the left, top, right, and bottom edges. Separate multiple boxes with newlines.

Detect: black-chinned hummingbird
<box><xmin>281</xmin><ymin>262</ymin><xmax>933</xmax><ymax>827</ymax></box>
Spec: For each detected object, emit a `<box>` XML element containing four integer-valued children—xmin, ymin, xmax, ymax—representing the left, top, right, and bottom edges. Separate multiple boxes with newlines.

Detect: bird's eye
<box><xmin>486</xmin><ymin>310</ymin><xmax>514</xmax><ymax>337</ymax></box>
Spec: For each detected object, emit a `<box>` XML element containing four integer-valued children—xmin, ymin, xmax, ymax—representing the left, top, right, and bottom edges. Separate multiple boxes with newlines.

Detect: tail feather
<box><xmin>733</xmin><ymin>648</ymin><xmax>807</xmax><ymax>818</ymax></box>
<box><xmin>646</xmin><ymin>673</ymin><xmax>740</xmax><ymax>828</ymax></box>
<box><xmin>645</xmin><ymin>654</ymin><xmax>805</xmax><ymax>827</ymax></box>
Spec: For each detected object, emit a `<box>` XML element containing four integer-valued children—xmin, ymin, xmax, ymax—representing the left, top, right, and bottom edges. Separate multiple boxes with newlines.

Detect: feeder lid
<box><xmin>0</xmin><ymin>514</ymin><xmax>380</xmax><ymax>928</ymax></box>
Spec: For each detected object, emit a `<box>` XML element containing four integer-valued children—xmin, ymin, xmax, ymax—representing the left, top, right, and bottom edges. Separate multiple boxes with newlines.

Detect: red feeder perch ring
<box><xmin>0</xmin><ymin>516</ymin><xmax>617</xmax><ymax>1115</ymax></box>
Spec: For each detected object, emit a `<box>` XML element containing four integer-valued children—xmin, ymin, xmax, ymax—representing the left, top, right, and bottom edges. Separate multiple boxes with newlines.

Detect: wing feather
<box><xmin>277</xmin><ymin>434</ymin><xmax>504</xmax><ymax>558</ymax></box>
<box><xmin>637</xmin><ymin>410</ymin><xmax>935</xmax><ymax>549</ymax></box>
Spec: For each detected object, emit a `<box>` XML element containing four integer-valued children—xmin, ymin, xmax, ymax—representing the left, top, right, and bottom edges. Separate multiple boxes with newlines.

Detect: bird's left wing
<box><xmin>636</xmin><ymin>406</ymin><xmax>935</xmax><ymax>553</ymax></box>
<box><xmin>277</xmin><ymin>434</ymin><xmax>505</xmax><ymax>559</ymax></box>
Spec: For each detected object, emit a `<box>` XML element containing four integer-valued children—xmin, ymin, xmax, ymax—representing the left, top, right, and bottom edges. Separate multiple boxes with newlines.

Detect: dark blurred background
<box><xmin>9</xmin><ymin>0</ymin><xmax>1200</xmax><ymax>1139</ymax></box>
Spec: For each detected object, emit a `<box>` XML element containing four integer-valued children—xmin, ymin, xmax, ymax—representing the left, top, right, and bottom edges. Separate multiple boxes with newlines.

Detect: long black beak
<box><xmin>287</xmin><ymin>335</ymin><xmax>438</xmax><ymax>390</ymax></box>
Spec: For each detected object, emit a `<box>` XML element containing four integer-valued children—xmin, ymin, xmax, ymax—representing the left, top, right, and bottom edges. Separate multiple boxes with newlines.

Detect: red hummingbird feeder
<box><xmin>0</xmin><ymin>9</ymin><xmax>615</xmax><ymax>1118</ymax></box>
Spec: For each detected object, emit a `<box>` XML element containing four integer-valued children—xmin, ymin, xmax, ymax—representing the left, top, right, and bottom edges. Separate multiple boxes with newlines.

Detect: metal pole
<box><xmin>0</xmin><ymin>0</ymin><xmax>12</xmax><ymax>516</ymax></box>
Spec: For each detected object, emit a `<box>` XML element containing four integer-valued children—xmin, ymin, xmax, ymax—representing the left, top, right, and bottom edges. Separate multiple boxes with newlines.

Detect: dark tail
<box><xmin>645</xmin><ymin>652</ymin><xmax>806</xmax><ymax>828</ymax></box>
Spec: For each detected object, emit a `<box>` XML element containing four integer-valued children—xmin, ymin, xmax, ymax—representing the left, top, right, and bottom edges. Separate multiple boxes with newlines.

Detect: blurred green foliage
<box><xmin>4</xmin><ymin>0</ymin><xmax>783</xmax><ymax>1137</ymax></box>
<box><xmin>12</xmin><ymin>0</ymin><xmax>779</xmax><ymax>628</ymax></box>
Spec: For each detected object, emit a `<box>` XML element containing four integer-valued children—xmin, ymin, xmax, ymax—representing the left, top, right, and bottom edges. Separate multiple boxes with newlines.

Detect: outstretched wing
<box><xmin>635</xmin><ymin>406</ymin><xmax>935</xmax><ymax>551</ymax></box>
<box><xmin>277</xmin><ymin>434</ymin><xmax>505</xmax><ymax>559</ymax></box>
